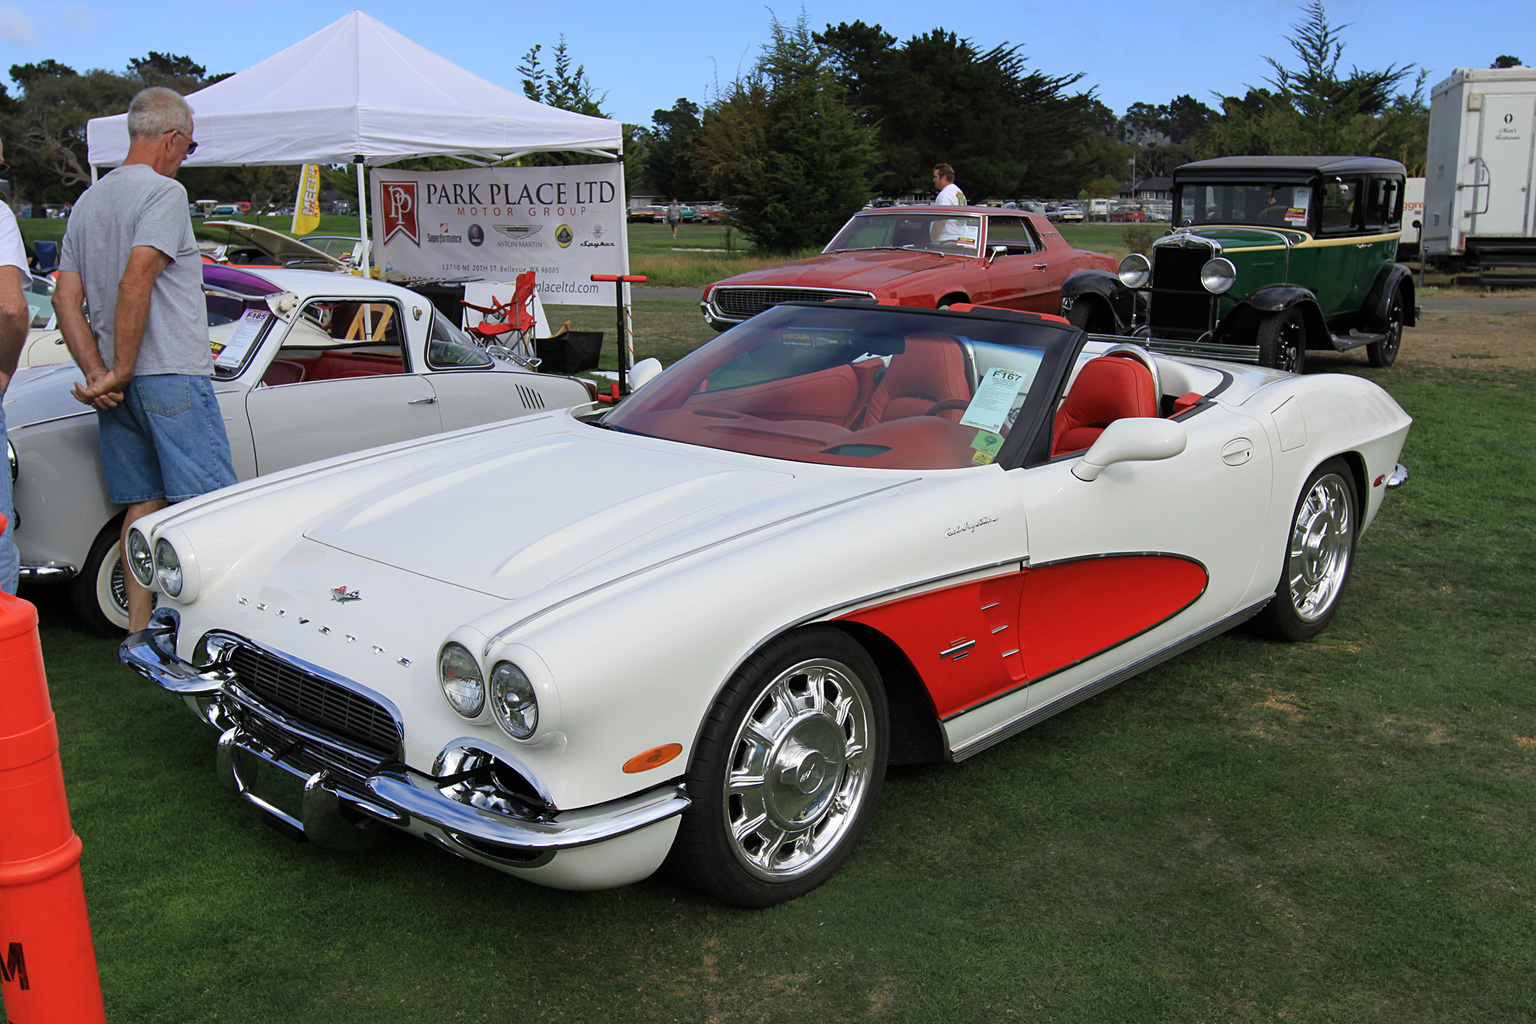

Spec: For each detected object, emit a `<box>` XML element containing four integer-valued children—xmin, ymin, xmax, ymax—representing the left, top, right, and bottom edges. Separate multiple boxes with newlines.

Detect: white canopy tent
<box><xmin>85</xmin><ymin>10</ymin><xmax>625</xmax><ymax>274</ymax></box>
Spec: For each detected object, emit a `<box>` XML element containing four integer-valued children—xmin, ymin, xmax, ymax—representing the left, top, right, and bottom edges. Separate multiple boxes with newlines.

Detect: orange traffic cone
<box><xmin>1</xmin><ymin>513</ymin><xmax>107</xmax><ymax>1022</ymax></box>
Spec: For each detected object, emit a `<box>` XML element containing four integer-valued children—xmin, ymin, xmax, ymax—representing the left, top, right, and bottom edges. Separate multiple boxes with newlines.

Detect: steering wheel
<box><xmin>923</xmin><ymin>398</ymin><xmax>971</xmax><ymax>416</ymax></box>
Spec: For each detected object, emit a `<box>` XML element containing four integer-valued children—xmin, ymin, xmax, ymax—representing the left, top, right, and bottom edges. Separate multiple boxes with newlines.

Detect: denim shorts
<box><xmin>98</xmin><ymin>374</ymin><xmax>238</xmax><ymax>504</ymax></box>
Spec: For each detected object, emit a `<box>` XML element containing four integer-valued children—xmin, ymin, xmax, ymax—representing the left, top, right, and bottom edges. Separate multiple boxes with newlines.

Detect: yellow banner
<box><xmin>291</xmin><ymin>163</ymin><xmax>322</xmax><ymax>236</ymax></box>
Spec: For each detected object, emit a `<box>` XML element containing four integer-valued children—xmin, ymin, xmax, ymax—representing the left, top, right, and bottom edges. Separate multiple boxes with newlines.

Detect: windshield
<box><xmin>604</xmin><ymin>304</ymin><xmax>1070</xmax><ymax>470</ymax></box>
<box><xmin>1175</xmin><ymin>182</ymin><xmax>1312</xmax><ymax>231</ymax></box>
<box><xmin>824</xmin><ymin>211</ymin><xmax>983</xmax><ymax>257</ymax></box>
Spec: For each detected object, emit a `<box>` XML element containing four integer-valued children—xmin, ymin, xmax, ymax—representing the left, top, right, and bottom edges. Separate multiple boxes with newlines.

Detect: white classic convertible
<box><xmin>120</xmin><ymin>301</ymin><xmax>1411</xmax><ymax>906</ymax></box>
<box><xmin>4</xmin><ymin>265</ymin><xmax>595</xmax><ymax>632</ymax></box>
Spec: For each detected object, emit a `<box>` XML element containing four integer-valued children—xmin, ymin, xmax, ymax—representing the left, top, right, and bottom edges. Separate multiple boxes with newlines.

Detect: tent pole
<box><xmin>355</xmin><ymin>156</ymin><xmax>371</xmax><ymax>276</ymax></box>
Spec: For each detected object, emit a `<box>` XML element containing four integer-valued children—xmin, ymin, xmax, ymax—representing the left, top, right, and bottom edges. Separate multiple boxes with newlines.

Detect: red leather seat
<box><xmin>1052</xmin><ymin>355</ymin><xmax>1159</xmax><ymax>456</ymax></box>
<box><xmin>262</xmin><ymin>359</ymin><xmax>307</xmax><ymax>386</ymax></box>
<box><xmin>860</xmin><ymin>333</ymin><xmax>972</xmax><ymax>426</ymax></box>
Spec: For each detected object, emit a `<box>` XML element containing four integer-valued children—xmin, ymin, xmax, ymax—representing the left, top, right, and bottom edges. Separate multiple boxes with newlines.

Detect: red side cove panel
<box><xmin>837</xmin><ymin>573</ymin><xmax>1029</xmax><ymax>717</ymax></box>
<box><xmin>1017</xmin><ymin>555</ymin><xmax>1207</xmax><ymax>682</ymax></box>
<box><xmin>836</xmin><ymin>555</ymin><xmax>1207</xmax><ymax>718</ymax></box>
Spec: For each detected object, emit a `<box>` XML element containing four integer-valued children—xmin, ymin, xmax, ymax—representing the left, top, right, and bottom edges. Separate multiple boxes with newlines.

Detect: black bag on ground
<box><xmin>536</xmin><ymin>330</ymin><xmax>603</xmax><ymax>373</ymax></box>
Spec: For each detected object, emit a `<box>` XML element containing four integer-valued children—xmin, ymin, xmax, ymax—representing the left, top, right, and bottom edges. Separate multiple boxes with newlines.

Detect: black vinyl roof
<box><xmin>1175</xmin><ymin>156</ymin><xmax>1406</xmax><ymax>180</ymax></box>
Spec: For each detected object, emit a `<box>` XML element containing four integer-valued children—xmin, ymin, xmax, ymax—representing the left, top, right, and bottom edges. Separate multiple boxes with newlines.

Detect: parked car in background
<box><xmin>1060</xmin><ymin>156</ymin><xmax>1416</xmax><ymax>373</ymax></box>
<box><xmin>209</xmin><ymin>202</ymin><xmax>251</xmax><ymax>217</ymax></box>
<box><xmin>121</xmin><ymin>299</ymin><xmax>1411</xmax><ymax>907</ymax></box>
<box><xmin>627</xmin><ymin>205</ymin><xmax>665</xmax><ymax>224</ymax></box>
<box><xmin>701</xmin><ymin>206</ymin><xmax>1114</xmax><ymax>331</ymax></box>
<box><xmin>5</xmin><ymin>265</ymin><xmax>596</xmax><ymax>633</ymax></box>
<box><xmin>198</xmin><ymin>220</ymin><xmax>348</xmax><ymax>272</ymax></box>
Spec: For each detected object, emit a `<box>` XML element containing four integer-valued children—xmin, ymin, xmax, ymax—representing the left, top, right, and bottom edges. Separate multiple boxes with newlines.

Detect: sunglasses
<box><xmin>168</xmin><ymin>129</ymin><xmax>198</xmax><ymax>156</ymax></box>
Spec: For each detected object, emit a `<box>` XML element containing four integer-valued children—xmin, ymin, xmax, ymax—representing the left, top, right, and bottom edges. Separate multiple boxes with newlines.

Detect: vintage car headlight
<box><xmin>437</xmin><ymin>642</ymin><xmax>486</xmax><ymax>718</ymax></box>
<box><xmin>154</xmin><ymin>538</ymin><xmax>184</xmax><ymax>597</ymax></box>
<box><xmin>1200</xmin><ymin>257</ymin><xmax>1238</xmax><ymax>294</ymax></box>
<box><xmin>1117</xmin><ymin>252</ymin><xmax>1151</xmax><ymax>289</ymax></box>
<box><xmin>127</xmin><ymin>529</ymin><xmax>155</xmax><ymax>587</ymax></box>
<box><xmin>489</xmin><ymin>661</ymin><xmax>539</xmax><ymax>739</ymax></box>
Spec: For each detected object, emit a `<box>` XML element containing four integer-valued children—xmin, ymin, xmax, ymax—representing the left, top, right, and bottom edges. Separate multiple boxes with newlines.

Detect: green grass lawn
<box><xmin>10</xmin><ymin>322</ymin><xmax>1534</xmax><ymax>1022</ymax></box>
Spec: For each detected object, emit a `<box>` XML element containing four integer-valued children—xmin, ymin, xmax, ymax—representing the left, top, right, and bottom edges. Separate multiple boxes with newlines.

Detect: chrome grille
<box><xmin>1149</xmin><ymin>244</ymin><xmax>1215</xmax><ymax>338</ymax></box>
<box><xmin>711</xmin><ymin>287</ymin><xmax>872</xmax><ymax>320</ymax></box>
<box><xmin>226</xmin><ymin>645</ymin><xmax>399</xmax><ymax>757</ymax></box>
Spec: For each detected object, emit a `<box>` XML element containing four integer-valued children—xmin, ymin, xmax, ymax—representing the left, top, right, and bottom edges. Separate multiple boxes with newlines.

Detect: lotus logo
<box><xmin>330</xmin><ymin>586</ymin><xmax>361</xmax><ymax>604</ymax></box>
<box><xmin>555</xmin><ymin>224</ymin><xmax>573</xmax><ymax>248</ymax></box>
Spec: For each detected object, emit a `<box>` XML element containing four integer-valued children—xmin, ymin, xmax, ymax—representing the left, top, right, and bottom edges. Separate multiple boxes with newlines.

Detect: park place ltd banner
<box><xmin>371</xmin><ymin>163</ymin><xmax>625</xmax><ymax>306</ymax></box>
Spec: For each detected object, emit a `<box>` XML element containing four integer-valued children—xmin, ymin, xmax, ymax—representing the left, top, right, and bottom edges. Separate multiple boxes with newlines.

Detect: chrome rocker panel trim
<box><xmin>120</xmin><ymin>608</ymin><xmax>691</xmax><ymax>867</ymax></box>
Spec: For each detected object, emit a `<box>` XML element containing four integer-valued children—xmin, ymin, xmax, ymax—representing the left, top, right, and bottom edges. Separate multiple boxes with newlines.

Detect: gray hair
<box><xmin>126</xmin><ymin>87</ymin><xmax>193</xmax><ymax>142</ymax></box>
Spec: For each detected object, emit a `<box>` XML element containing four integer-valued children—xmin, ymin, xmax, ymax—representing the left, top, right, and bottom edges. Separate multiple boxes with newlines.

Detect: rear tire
<box><xmin>1367</xmin><ymin>287</ymin><xmax>1404</xmax><ymax>367</ymax></box>
<box><xmin>71</xmin><ymin>516</ymin><xmax>131</xmax><ymax>635</ymax></box>
<box><xmin>665</xmin><ymin>627</ymin><xmax>888</xmax><ymax>907</ymax></box>
<box><xmin>1256</xmin><ymin>308</ymin><xmax>1306</xmax><ymax>374</ymax></box>
<box><xmin>1250</xmin><ymin>458</ymin><xmax>1357</xmax><ymax>642</ymax></box>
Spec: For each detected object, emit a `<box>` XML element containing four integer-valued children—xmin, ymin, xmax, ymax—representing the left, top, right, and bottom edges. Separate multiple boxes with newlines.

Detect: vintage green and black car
<box><xmin>1059</xmin><ymin>156</ymin><xmax>1416</xmax><ymax>373</ymax></box>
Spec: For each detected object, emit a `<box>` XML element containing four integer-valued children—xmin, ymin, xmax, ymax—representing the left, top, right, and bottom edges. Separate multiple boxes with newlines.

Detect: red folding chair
<box><xmin>462</xmin><ymin>271</ymin><xmax>538</xmax><ymax>362</ymax></box>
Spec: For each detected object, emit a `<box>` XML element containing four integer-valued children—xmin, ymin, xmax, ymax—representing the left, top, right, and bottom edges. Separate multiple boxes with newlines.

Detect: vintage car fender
<box><xmin>1217</xmin><ymin>285</ymin><xmax>1329</xmax><ymax>351</ymax></box>
<box><xmin>1059</xmin><ymin>269</ymin><xmax>1142</xmax><ymax>333</ymax></box>
<box><xmin>1364</xmin><ymin>262</ymin><xmax>1418</xmax><ymax>328</ymax></box>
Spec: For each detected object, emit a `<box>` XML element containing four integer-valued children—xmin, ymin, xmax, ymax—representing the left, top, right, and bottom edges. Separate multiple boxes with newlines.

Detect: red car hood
<box><xmin>708</xmin><ymin>250</ymin><xmax>971</xmax><ymax>294</ymax></box>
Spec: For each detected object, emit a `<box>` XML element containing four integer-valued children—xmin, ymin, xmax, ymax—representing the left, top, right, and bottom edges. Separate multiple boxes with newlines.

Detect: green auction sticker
<box><xmin>970</xmin><ymin>430</ymin><xmax>1004</xmax><ymax>464</ymax></box>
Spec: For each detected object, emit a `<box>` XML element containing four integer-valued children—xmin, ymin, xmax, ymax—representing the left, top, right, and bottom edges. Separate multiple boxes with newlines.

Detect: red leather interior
<box><xmin>262</xmin><ymin>359</ymin><xmax>307</xmax><ymax>386</ymax></box>
<box><xmin>861</xmin><ymin>333</ymin><xmax>972</xmax><ymax>426</ymax></box>
<box><xmin>1052</xmin><ymin>355</ymin><xmax>1159</xmax><ymax>456</ymax></box>
<box><xmin>295</xmin><ymin>351</ymin><xmax>406</xmax><ymax>381</ymax></box>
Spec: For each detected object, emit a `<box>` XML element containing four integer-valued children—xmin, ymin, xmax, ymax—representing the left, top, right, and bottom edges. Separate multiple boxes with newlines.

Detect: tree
<box><xmin>519</xmin><ymin>38</ymin><xmax>606</xmax><ymax>117</ymax></box>
<box><xmin>698</xmin><ymin>15</ymin><xmax>878</xmax><ymax>251</ymax></box>
<box><xmin>1492</xmin><ymin>55</ymin><xmax>1524</xmax><ymax>68</ymax></box>
<box><xmin>128</xmin><ymin>52</ymin><xmax>206</xmax><ymax>84</ymax></box>
<box><xmin>641</xmin><ymin>98</ymin><xmax>707</xmax><ymax>200</ymax></box>
<box><xmin>815</xmin><ymin>22</ymin><xmax>1103</xmax><ymax>200</ymax></box>
<box><xmin>1198</xmin><ymin>2</ymin><xmax>1428</xmax><ymax>168</ymax></box>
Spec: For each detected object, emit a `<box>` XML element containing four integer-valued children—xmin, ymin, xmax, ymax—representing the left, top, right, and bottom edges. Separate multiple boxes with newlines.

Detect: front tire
<box><xmin>71</xmin><ymin>517</ymin><xmax>131</xmax><ymax>635</ymax></box>
<box><xmin>1065</xmin><ymin>296</ymin><xmax>1115</xmax><ymax>335</ymax></box>
<box><xmin>666</xmin><ymin>627</ymin><xmax>888</xmax><ymax>907</ymax></box>
<box><xmin>1367</xmin><ymin>287</ymin><xmax>1404</xmax><ymax>367</ymax></box>
<box><xmin>1250</xmin><ymin>458</ymin><xmax>1357</xmax><ymax>642</ymax></box>
<box><xmin>1256</xmin><ymin>307</ymin><xmax>1306</xmax><ymax>374</ymax></box>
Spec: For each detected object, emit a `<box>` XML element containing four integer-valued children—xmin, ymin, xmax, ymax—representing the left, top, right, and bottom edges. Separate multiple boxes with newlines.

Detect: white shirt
<box><xmin>935</xmin><ymin>182</ymin><xmax>966</xmax><ymax>206</ymax></box>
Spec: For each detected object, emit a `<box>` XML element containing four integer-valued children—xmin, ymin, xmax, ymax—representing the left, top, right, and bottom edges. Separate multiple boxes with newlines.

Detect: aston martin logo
<box><xmin>331</xmin><ymin>586</ymin><xmax>361</xmax><ymax>603</ymax></box>
<box><xmin>493</xmin><ymin>224</ymin><xmax>543</xmax><ymax>238</ymax></box>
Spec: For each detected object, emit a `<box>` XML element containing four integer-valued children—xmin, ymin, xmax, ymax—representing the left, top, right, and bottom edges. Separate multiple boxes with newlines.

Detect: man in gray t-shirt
<box><xmin>54</xmin><ymin>86</ymin><xmax>236</xmax><ymax>632</ymax></box>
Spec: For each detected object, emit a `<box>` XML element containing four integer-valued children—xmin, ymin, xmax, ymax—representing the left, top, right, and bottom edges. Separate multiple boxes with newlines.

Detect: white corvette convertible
<box><xmin>120</xmin><ymin>300</ymin><xmax>1411</xmax><ymax>906</ymax></box>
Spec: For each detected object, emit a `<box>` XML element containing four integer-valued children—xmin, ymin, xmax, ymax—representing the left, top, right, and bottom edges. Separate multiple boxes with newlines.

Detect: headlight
<box><xmin>438</xmin><ymin>642</ymin><xmax>486</xmax><ymax>718</ymax></box>
<box><xmin>127</xmin><ymin>529</ymin><xmax>155</xmax><ymax>587</ymax></box>
<box><xmin>1117</xmin><ymin>252</ymin><xmax>1150</xmax><ymax>289</ymax></box>
<box><xmin>154</xmin><ymin>538</ymin><xmax>183</xmax><ymax>597</ymax></box>
<box><xmin>490</xmin><ymin>661</ymin><xmax>538</xmax><ymax>739</ymax></box>
<box><xmin>1200</xmin><ymin>257</ymin><xmax>1238</xmax><ymax>294</ymax></box>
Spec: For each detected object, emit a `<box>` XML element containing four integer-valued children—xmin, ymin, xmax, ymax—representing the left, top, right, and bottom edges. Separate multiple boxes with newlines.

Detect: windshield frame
<box><xmin>823</xmin><ymin>210</ymin><xmax>986</xmax><ymax>258</ymax></box>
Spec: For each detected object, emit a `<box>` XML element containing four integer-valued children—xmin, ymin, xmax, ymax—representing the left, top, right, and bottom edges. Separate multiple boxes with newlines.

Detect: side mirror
<box><xmin>987</xmin><ymin>245</ymin><xmax>1008</xmax><ymax>264</ymax></box>
<box><xmin>1073</xmin><ymin>418</ymin><xmax>1187</xmax><ymax>481</ymax></box>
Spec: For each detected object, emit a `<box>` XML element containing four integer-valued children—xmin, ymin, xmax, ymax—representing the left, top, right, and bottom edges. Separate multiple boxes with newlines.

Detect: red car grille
<box><xmin>711</xmin><ymin>287</ymin><xmax>873</xmax><ymax>320</ymax></box>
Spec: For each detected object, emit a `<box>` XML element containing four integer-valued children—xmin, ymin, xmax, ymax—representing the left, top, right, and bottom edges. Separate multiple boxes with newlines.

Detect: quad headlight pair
<box><xmin>126</xmin><ymin>528</ymin><xmax>195</xmax><ymax>600</ymax></box>
<box><xmin>438</xmin><ymin>641</ymin><xmax>538</xmax><ymax>740</ymax></box>
<box><xmin>1117</xmin><ymin>252</ymin><xmax>1237</xmax><ymax>294</ymax></box>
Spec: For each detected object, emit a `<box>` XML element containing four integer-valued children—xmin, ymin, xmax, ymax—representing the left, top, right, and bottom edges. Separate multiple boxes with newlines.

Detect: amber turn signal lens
<box><xmin>623</xmin><ymin>743</ymin><xmax>682</xmax><ymax>774</ymax></box>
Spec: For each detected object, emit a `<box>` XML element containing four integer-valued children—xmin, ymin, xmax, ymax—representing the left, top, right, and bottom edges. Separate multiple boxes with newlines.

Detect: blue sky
<box><xmin>0</xmin><ymin>0</ymin><xmax>1525</xmax><ymax>127</ymax></box>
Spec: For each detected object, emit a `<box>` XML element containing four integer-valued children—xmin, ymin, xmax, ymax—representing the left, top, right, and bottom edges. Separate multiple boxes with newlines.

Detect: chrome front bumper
<box><xmin>120</xmin><ymin>608</ymin><xmax>690</xmax><ymax>867</ymax></box>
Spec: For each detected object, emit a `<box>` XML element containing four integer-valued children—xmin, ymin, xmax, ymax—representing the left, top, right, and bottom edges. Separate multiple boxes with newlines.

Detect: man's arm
<box><xmin>0</xmin><ymin>264</ymin><xmax>28</xmax><ymax>387</ymax></box>
<box><xmin>69</xmin><ymin>245</ymin><xmax>171</xmax><ymax>408</ymax></box>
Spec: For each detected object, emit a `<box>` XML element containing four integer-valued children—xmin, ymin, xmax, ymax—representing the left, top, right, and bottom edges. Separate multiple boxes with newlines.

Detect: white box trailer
<box><xmin>1423</xmin><ymin>67</ymin><xmax>1536</xmax><ymax>280</ymax></box>
<box><xmin>1398</xmin><ymin>177</ymin><xmax>1425</xmax><ymax>261</ymax></box>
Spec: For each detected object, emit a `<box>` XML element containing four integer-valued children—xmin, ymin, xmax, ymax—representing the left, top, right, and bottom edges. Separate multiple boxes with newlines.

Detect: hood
<box><xmin>297</xmin><ymin>421</ymin><xmax>902</xmax><ymax>603</ymax></box>
<box><xmin>201</xmin><ymin>220</ymin><xmax>344</xmax><ymax>269</ymax></box>
<box><xmin>1160</xmin><ymin>226</ymin><xmax>1309</xmax><ymax>251</ymax></box>
<box><xmin>710</xmin><ymin>250</ymin><xmax>967</xmax><ymax>293</ymax></box>
<box><xmin>2</xmin><ymin>362</ymin><xmax>94</xmax><ymax>428</ymax></box>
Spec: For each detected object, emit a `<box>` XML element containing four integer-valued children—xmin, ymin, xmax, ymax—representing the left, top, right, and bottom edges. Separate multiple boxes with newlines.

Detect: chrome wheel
<box><xmin>667</xmin><ymin>627</ymin><xmax>888</xmax><ymax>906</ymax></box>
<box><xmin>723</xmin><ymin>656</ymin><xmax>878</xmax><ymax>881</ymax></box>
<box><xmin>1287</xmin><ymin>472</ymin><xmax>1354</xmax><ymax>622</ymax></box>
<box><xmin>1251</xmin><ymin>458</ymin><xmax>1357</xmax><ymax>642</ymax></box>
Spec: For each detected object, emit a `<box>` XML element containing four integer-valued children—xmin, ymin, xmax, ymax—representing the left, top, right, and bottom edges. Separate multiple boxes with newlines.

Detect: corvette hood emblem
<box><xmin>330</xmin><ymin>586</ymin><xmax>361</xmax><ymax>603</ymax></box>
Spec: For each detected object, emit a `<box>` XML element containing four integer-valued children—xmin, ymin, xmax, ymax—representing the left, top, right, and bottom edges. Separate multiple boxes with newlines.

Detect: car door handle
<box><xmin>407</xmin><ymin>396</ymin><xmax>438</xmax><ymax>405</ymax></box>
<box><xmin>1034</xmin><ymin>263</ymin><xmax>1049</xmax><ymax>270</ymax></box>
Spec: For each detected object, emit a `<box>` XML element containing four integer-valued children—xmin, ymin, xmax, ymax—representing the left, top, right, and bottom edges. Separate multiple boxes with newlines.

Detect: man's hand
<box><xmin>72</xmin><ymin>367</ymin><xmax>128</xmax><ymax>410</ymax></box>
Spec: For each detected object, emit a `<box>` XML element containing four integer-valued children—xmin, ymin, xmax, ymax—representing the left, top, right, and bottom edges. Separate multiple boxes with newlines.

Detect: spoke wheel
<box><xmin>1256</xmin><ymin>308</ymin><xmax>1306</xmax><ymax>374</ymax></box>
<box><xmin>667</xmin><ymin>628</ymin><xmax>887</xmax><ymax>907</ymax></box>
<box><xmin>71</xmin><ymin>517</ymin><xmax>130</xmax><ymax>635</ymax></box>
<box><xmin>1367</xmin><ymin>288</ymin><xmax>1404</xmax><ymax>367</ymax></box>
<box><xmin>1251</xmin><ymin>458</ymin><xmax>1357</xmax><ymax>642</ymax></box>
